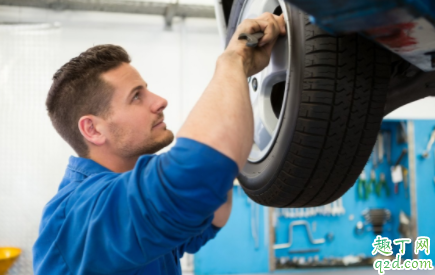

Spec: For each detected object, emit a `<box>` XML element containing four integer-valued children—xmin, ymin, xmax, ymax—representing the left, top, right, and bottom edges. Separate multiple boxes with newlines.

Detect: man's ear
<box><xmin>78</xmin><ymin>115</ymin><xmax>106</xmax><ymax>146</ymax></box>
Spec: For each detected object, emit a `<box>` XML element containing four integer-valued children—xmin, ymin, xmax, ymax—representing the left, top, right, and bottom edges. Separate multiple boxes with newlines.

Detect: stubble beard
<box><xmin>110</xmin><ymin>123</ymin><xmax>175</xmax><ymax>158</ymax></box>
<box><xmin>136</xmin><ymin>129</ymin><xmax>175</xmax><ymax>156</ymax></box>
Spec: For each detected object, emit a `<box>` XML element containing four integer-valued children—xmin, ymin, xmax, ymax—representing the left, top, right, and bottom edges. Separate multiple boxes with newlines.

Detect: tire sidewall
<box><xmin>226</xmin><ymin>0</ymin><xmax>304</xmax><ymax>192</ymax></box>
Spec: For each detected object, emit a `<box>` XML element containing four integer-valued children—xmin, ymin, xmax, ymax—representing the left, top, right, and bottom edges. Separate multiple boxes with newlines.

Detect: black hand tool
<box><xmin>238</xmin><ymin>32</ymin><xmax>264</xmax><ymax>48</ymax></box>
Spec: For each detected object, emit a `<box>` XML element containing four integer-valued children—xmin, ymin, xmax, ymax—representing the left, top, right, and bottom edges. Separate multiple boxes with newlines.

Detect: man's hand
<box><xmin>224</xmin><ymin>13</ymin><xmax>286</xmax><ymax>77</ymax></box>
<box><xmin>178</xmin><ymin>12</ymin><xmax>286</xmax><ymax>170</ymax></box>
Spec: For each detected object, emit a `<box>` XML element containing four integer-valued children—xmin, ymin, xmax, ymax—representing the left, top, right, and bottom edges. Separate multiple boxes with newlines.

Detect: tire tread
<box><xmin>242</xmin><ymin>18</ymin><xmax>390</xmax><ymax>207</ymax></box>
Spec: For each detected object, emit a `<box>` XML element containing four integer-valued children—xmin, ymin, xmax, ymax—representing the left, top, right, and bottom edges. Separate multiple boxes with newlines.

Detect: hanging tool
<box><xmin>397</xmin><ymin>122</ymin><xmax>408</xmax><ymax>144</ymax></box>
<box><xmin>238</xmin><ymin>32</ymin><xmax>264</xmax><ymax>48</ymax></box>
<box><xmin>375</xmin><ymin>173</ymin><xmax>383</xmax><ymax>196</ymax></box>
<box><xmin>357</xmin><ymin>172</ymin><xmax>367</xmax><ymax>200</ymax></box>
<box><xmin>325</xmin><ymin>232</ymin><xmax>334</xmax><ymax>242</ymax></box>
<box><xmin>422</xmin><ymin>128</ymin><xmax>435</xmax><ymax>158</ymax></box>
<box><xmin>331</xmin><ymin>201</ymin><xmax>338</xmax><ymax>216</ymax></box>
<box><xmin>394</xmin><ymin>148</ymin><xmax>408</xmax><ymax>167</ymax></box>
<box><xmin>391</xmin><ymin>148</ymin><xmax>407</xmax><ymax>193</ymax></box>
<box><xmin>288</xmin><ymin>248</ymin><xmax>321</xmax><ymax>254</ymax></box>
<box><xmin>354</xmin><ymin>221</ymin><xmax>365</xmax><ymax>235</ymax></box>
<box><xmin>363</xmin><ymin>209</ymin><xmax>391</xmax><ymax>235</ymax></box>
<box><xmin>337</xmin><ymin>198</ymin><xmax>345</xmax><ymax>215</ymax></box>
<box><xmin>368</xmin><ymin>170</ymin><xmax>376</xmax><ymax>199</ymax></box>
<box><xmin>384</xmin><ymin>130</ymin><xmax>392</xmax><ymax>165</ymax></box>
<box><xmin>280</xmin><ymin>204</ymin><xmax>345</xmax><ymax>218</ymax></box>
<box><xmin>391</xmin><ymin>165</ymin><xmax>403</xmax><ymax>194</ymax></box>
<box><xmin>309</xmin><ymin>207</ymin><xmax>316</xmax><ymax>217</ymax></box>
<box><xmin>382</xmin><ymin>173</ymin><xmax>391</xmax><ymax>196</ymax></box>
<box><xmin>377</xmin><ymin>133</ymin><xmax>384</xmax><ymax>164</ymax></box>
<box><xmin>399</xmin><ymin>211</ymin><xmax>412</xmax><ymax>239</ymax></box>
<box><xmin>273</xmin><ymin>220</ymin><xmax>325</xmax><ymax>250</ymax></box>
<box><xmin>372</xmin><ymin>141</ymin><xmax>378</xmax><ymax>168</ymax></box>
<box><xmin>402</xmin><ymin>167</ymin><xmax>409</xmax><ymax>198</ymax></box>
<box><xmin>375</xmin><ymin>173</ymin><xmax>391</xmax><ymax>196</ymax></box>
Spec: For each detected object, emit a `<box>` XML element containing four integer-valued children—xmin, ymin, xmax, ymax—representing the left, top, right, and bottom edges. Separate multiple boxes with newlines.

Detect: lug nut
<box><xmin>252</xmin><ymin>77</ymin><xmax>258</xmax><ymax>91</ymax></box>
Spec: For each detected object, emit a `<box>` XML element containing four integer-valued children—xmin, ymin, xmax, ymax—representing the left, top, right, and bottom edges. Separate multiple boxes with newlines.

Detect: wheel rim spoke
<box><xmin>262</xmin><ymin>35</ymin><xmax>289</xmax><ymax>86</ymax></box>
<box><xmin>252</xmin><ymin>95</ymin><xmax>273</xmax><ymax>151</ymax></box>
<box><xmin>243</xmin><ymin>0</ymin><xmax>291</xmax><ymax>162</ymax></box>
<box><xmin>240</xmin><ymin>0</ymin><xmax>280</xmax><ymax>20</ymax></box>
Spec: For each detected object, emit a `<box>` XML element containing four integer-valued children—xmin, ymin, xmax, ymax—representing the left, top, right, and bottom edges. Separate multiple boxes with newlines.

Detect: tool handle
<box><xmin>238</xmin><ymin>32</ymin><xmax>265</xmax><ymax>48</ymax></box>
<box><xmin>394</xmin><ymin>149</ymin><xmax>408</xmax><ymax>167</ymax></box>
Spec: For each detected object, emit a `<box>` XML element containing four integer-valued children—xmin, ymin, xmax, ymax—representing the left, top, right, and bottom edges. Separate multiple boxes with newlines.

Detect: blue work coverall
<box><xmin>33</xmin><ymin>138</ymin><xmax>238</xmax><ymax>274</ymax></box>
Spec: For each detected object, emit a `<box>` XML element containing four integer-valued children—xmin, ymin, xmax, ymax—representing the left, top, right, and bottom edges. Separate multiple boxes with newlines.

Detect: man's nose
<box><xmin>150</xmin><ymin>92</ymin><xmax>168</xmax><ymax>114</ymax></box>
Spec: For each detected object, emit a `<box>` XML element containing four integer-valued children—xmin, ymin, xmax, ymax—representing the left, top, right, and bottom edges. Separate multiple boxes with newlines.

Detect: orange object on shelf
<box><xmin>0</xmin><ymin>247</ymin><xmax>21</xmax><ymax>275</ymax></box>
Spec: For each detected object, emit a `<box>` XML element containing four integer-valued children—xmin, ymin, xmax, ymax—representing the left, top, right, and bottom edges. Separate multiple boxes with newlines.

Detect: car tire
<box><xmin>226</xmin><ymin>0</ymin><xmax>392</xmax><ymax>207</ymax></box>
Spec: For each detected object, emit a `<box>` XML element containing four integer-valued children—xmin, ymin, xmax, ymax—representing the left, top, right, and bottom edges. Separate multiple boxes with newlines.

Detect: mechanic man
<box><xmin>33</xmin><ymin>12</ymin><xmax>286</xmax><ymax>275</ymax></box>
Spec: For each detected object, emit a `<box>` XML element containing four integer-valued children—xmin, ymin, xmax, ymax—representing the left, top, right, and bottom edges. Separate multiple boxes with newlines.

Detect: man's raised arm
<box><xmin>177</xmin><ymin>13</ymin><xmax>286</xmax><ymax>170</ymax></box>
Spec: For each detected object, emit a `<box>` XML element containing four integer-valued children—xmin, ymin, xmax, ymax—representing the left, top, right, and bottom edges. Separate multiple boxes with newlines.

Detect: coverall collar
<box><xmin>67</xmin><ymin>155</ymin><xmax>112</xmax><ymax>177</ymax></box>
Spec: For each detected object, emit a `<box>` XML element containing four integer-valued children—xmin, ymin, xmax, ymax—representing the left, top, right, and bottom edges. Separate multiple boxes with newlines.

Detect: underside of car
<box><xmin>218</xmin><ymin>0</ymin><xmax>435</xmax><ymax>207</ymax></box>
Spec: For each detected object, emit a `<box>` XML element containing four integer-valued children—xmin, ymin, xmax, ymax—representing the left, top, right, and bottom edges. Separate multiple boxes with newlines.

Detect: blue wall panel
<box><xmin>194</xmin><ymin>186</ymin><xmax>270</xmax><ymax>274</ymax></box>
<box><xmin>414</xmin><ymin>120</ymin><xmax>435</xmax><ymax>261</ymax></box>
<box><xmin>194</xmin><ymin>120</ymin><xmax>435</xmax><ymax>274</ymax></box>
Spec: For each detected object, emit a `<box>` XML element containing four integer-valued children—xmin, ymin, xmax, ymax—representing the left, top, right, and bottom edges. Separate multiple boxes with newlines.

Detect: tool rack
<box><xmin>194</xmin><ymin>119</ymin><xmax>435</xmax><ymax>275</ymax></box>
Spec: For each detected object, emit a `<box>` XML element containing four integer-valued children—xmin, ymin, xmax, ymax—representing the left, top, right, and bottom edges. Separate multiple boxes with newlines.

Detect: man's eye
<box><xmin>133</xmin><ymin>92</ymin><xmax>140</xmax><ymax>100</ymax></box>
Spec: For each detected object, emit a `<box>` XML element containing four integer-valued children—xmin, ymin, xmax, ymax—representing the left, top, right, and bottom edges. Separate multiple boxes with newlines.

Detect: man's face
<box><xmin>100</xmin><ymin>62</ymin><xmax>174</xmax><ymax>158</ymax></box>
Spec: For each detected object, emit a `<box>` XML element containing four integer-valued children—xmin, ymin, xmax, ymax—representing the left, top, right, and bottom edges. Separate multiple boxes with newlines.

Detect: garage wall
<box><xmin>0</xmin><ymin>6</ymin><xmax>222</xmax><ymax>274</ymax></box>
<box><xmin>413</xmin><ymin>120</ymin><xmax>435</xmax><ymax>262</ymax></box>
<box><xmin>386</xmin><ymin>97</ymin><xmax>435</xmax><ymax>120</ymax></box>
<box><xmin>2</xmin><ymin>4</ymin><xmax>435</xmax><ymax>275</ymax></box>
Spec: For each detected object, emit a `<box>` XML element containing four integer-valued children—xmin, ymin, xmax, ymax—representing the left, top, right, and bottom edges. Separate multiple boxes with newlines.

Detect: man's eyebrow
<box><xmin>127</xmin><ymin>85</ymin><xmax>143</xmax><ymax>100</ymax></box>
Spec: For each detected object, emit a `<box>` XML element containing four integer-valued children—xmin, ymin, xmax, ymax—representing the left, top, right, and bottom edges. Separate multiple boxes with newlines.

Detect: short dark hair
<box><xmin>46</xmin><ymin>44</ymin><xmax>131</xmax><ymax>157</ymax></box>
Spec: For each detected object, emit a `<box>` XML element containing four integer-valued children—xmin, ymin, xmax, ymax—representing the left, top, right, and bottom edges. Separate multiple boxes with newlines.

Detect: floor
<box><xmin>183</xmin><ymin>268</ymin><xmax>434</xmax><ymax>274</ymax></box>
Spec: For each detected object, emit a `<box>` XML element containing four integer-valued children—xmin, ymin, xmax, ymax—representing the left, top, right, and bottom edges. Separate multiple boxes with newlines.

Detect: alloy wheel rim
<box><xmin>238</xmin><ymin>0</ymin><xmax>292</xmax><ymax>162</ymax></box>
